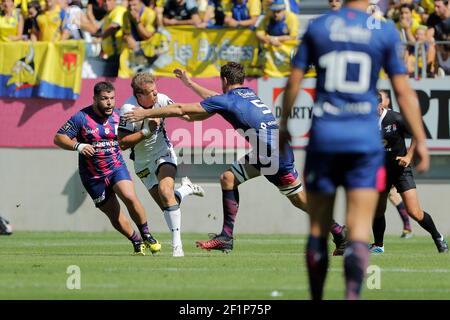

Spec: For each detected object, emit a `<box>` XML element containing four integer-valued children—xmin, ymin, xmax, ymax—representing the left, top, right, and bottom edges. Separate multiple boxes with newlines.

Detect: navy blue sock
<box><xmin>221</xmin><ymin>189</ymin><xmax>239</xmax><ymax>238</ymax></box>
<box><xmin>128</xmin><ymin>231</ymin><xmax>141</xmax><ymax>243</ymax></box>
<box><xmin>306</xmin><ymin>235</ymin><xmax>329</xmax><ymax>300</ymax></box>
<box><xmin>344</xmin><ymin>241</ymin><xmax>369</xmax><ymax>300</ymax></box>
<box><xmin>137</xmin><ymin>222</ymin><xmax>150</xmax><ymax>238</ymax></box>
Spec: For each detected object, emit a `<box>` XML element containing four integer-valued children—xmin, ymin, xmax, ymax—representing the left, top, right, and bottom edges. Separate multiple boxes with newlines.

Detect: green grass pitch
<box><xmin>1</xmin><ymin>232</ymin><xmax>449</xmax><ymax>300</ymax></box>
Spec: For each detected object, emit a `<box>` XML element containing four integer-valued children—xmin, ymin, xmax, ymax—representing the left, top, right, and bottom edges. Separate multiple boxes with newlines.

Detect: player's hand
<box><xmin>396</xmin><ymin>155</ymin><xmax>411</xmax><ymax>168</ymax></box>
<box><xmin>278</xmin><ymin>127</ymin><xmax>292</xmax><ymax>156</ymax></box>
<box><xmin>78</xmin><ymin>144</ymin><xmax>96</xmax><ymax>157</ymax></box>
<box><xmin>413</xmin><ymin>140</ymin><xmax>430</xmax><ymax>173</ymax></box>
<box><xmin>173</xmin><ymin>69</ymin><xmax>191</xmax><ymax>86</ymax></box>
<box><xmin>124</xmin><ymin>108</ymin><xmax>149</xmax><ymax>122</ymax></box>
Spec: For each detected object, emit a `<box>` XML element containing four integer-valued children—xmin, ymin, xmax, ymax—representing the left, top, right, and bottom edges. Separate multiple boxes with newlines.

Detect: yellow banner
<box><xmin>119</xmin><ymin>26</ymin><xmax>263</xmax><ymax>78</ymax></box>
<box><xmin>0</xmin><ymin>40</ymin><xmax>85</xmax><ymax>99</ymax></box>
<box><xmin>261</xmin><ymin>40</ymin><xmax>299</xmax><ymax>77</ymax></box>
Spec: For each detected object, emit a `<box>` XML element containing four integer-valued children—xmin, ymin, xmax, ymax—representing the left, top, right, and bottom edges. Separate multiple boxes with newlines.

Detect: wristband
<box><xmin>76</xmin><ymin>143</ymin><xmax>89</xmax><ymax>154</ymax></box>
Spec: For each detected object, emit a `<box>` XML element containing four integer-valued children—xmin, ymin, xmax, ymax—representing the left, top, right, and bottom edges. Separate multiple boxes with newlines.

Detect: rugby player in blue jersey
<box><xmin>280</xmin><ymin>0</ymin><xmax>429</xmax><ymax>299</ymax></box>
<box><xmin>54</xmin><ymin>81</ymin><xmax>161</xmax><ymax>256</ymax></box>
<box><xmin>123</xmin><ymin>62</ymin><xmax>348</xmax><ymax>254</ymax></box>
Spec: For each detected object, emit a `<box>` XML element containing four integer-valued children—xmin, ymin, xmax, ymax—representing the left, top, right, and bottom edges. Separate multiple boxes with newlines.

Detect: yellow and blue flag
<box><xmin>0</xmin><ymin>40</ymin><xmax>84</xmax><ymax>100</ymax></box>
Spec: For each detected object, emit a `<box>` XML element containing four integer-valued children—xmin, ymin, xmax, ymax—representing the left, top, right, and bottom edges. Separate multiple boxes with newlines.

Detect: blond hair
<box><xmin>131</xmin><ymin>72</ymin><xmax>156</xmax><ymax>95</ymax></box>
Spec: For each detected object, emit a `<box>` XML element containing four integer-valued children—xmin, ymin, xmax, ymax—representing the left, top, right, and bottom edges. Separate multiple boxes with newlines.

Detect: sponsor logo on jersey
<box><xmin>62</xmin><ymin>122</ymin><xmax>72</xmax><ymax>131</ymax></box>
<box><xmin>86</xmin><ymin>127</ymin><xmax>99</xmax><ymax>134</ymax></box>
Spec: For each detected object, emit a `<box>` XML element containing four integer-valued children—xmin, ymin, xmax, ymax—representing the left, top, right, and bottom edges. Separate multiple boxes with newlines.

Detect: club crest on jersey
<box><xmin>105</xmin><ymin>128</ymin><xmax>110</xmax><ymax>134</ymax></box>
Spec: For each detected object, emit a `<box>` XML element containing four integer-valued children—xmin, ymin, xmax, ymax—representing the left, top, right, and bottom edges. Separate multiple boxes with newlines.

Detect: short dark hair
<box><xmin>400</xmin><ymin>3</ymin><xmax>414</xmax><ymax>12</ymax></box>
<box><xmin>220</xmin><ymin>62</ymin><xmax>245</xmax><ymax>85</ymax></box>
<box><xmin>435</xmin><ymin>0</ymin><xmax>449</xmax><ymax>5</ymax></box>
<box><xmin>94</xmin><ymin>81</ymin><xmax>115</xmax><ymax>96</ymax></box>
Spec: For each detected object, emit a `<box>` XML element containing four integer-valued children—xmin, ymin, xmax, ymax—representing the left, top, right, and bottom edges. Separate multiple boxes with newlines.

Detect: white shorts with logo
<box><xmin>134</xmin><ymin>147</ymin><xmax>178</xmax><ymax>190</ymax></box>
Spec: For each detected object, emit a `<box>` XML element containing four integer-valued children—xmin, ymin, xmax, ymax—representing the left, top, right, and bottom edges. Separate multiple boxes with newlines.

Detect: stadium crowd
<box><xmin>0</xmin><ymin>0</ymin><xmax>449</xmax><ymax>77</ymax></box>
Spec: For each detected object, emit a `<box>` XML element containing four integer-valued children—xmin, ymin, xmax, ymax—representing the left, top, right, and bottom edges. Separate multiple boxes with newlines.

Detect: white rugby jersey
<box><xmin>119</xmin><ymin>93</ymin><xmax>174</xmax><ymax>168</ymax></box>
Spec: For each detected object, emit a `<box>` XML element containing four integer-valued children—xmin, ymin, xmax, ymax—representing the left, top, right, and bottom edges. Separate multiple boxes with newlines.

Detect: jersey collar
<box><xmin>378</xmin><ymin>108</ymin><xmax>388</xmax><ymax>130</ymax></box>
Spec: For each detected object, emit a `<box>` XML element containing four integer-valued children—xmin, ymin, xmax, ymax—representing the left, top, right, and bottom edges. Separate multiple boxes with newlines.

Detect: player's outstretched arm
<box><xmin>390</xmin><ymin>74</ymin><xmax>429</xmax><ymax>172</ymax></box>
<box><xmin>279</xmin><ymin>68</ymin><xmax>305</xmax><ymax>148</ymax></box>
<box><xmin>124</xmin><ymin>103</ymin><xmax>212</xmax><ymax>122</ymax></box>
<box><xmin>173</xmin><ymin>69</ymin><xmax>220</xmax><ymax>99</ymax></box>
<box><xmin>54</xmin><ymin>133</ymin><xmax>95</xmax><ymax>157</ymax></box>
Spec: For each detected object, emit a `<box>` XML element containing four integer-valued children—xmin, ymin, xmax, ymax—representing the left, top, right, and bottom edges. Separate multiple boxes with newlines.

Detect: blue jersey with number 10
<box><xmin>292</xmin><ymin>7</ymin><xmax>407</xmax><ymax>153</ymax></box>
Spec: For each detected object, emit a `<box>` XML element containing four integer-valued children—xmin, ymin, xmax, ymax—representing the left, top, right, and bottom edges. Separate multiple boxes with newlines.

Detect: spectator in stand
<box><xmin>0</xmin><ymin>0</ymin><xmax>24</xmax><ymax>41</ymax></box>
<box><xmin>223</xmin><ymin>0</ymin><xmax>261</xmax><ymax>29</ymax></box>
<box><xmin>197</xmin><ymin>0</ymin><xmax>225</xmax><ymax>28</ymax></box>
<box><xmin>123</xmin><ymin>0</ymin><xmax>156</xmax><ymax>51</ymax></box>
<box><xmin>20</xmin><ymin>0</ymin><xmax>46</xmax><ymax>19</ymax></box>
<box><xmin>397</xmin><ymin>3</ymin><xmax>423</xmax><ymax>42</ymax></box>
<box><xmin>148</xmin><ymin>0</ymin><xmax>165</xmax><ymax>28</ymax></box>
<box><xmin>328</xmin><ymin>0</ymin><xmax>342</xmax><ymax>11</ymax></box>
<box><xmin>405</xmin><ymin>25</ymin><xmax>436</xmax><ymax>77</ymax></box>
<box><xmin>162</xmin><ymin>0</ymin><xmax>202</xmax><ymax>27</ymax></box>
<box><xmin>87</xmin><ymin>0</ymin><xmax>108</xmax><ymax>23</ymax></box>
<box><xmin>261</xmin><ymin>0</ymin><xmax>300</xmax><ymax>15</ymax></box>
<box><xmin>33</xmin><ymin>0</ymin><xmax>70</xmax><ymax>41</ymax></box>
<box><xmin>62</xmin><ymin>0</ymin><xmax>98</xmax><ymax>40</ymax></box>
<box><xmin>387</xmin><ymin>0</ymin><xmax>422</xmax><ymax>25</ymax></box>
<box><xmin>256</xmin><ymin>0</ymin><xmax>298</xmax><ymax>47</ymax></box>
<box><xmin>98</xmin><ymin>0</ymin><xmax>127</xmax><ymax>58</ymax></box>
<box><xmin>427</xmin><ymin>0</ymin><xmax>450</xmax><ymax>41</ymax></box>
<box><xmin>421</xmin><ymin>0</ymin><xmax>434</xmax><ymax>14</ymax></box>
<box><xmin>23</xmin><ymin>0</ymin><xmax>42</xmax><ymax>40</ymax></box>
<box><xmin>428</xmin><ymin>0</ymin><xmax>450</xmax><ymax>75</ymax></box>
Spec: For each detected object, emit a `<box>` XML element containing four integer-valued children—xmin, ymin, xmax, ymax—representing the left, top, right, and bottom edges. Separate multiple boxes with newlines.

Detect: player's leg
<box><xmin>196</xmin><ymin>160</ymin><xmax>260</xmax><ymax>252</ymax></box>
<box><xmin>345</xmin><ymin>188</ymin><xmax>379</xmax><ymax>299</ymax></box>
<box><xmin>370</xmin><ymin>192</ymin><xmax>388</xmax><ymax>253</ymax></box>
<box><xmin>156</xmin><ymin>163</ymin><xmax>185</xmax><ymax>257</ymax></box>
<box><xmin>343</xmin><ymin>152</ymin><xmax>384</xmax><ymax>300</ymax></box>
<box><xmin>302</xmin><ymin>151</ymin><xmax>340</xmax><ymax>300</ymax></box>
<box><xmin>274</xmin><ymin>168</ymin><xmax>347</xmax><ymax>256</ymax></box>
<box><xmin>80</xmin><ymin>172</ymin><xmax>146</xmax><ymax>255</ymax></box>
<box><xmin>388</xmin><ymin>187</ymin><xmax>412</xmax><ymax>238</ymax></box>
<box><xmin>305</xmin><ymin>192</ymin><xmax>335</xmax><ymax>300</ymax></box>
<box><xmin>397</xmin><ymin>167</ymin><xmax>448</xmax><ymax>252</ymax></box>
<box><xmin>112</xmin><ymin>170</ymin><xmax>161</xmax><ymax>254</ymax></box>
<box><xmin>176</xmin><ymin>177</ymin><xmax>205</xmax><ymax>202</ymax></box>
<box><xmin>400</xmin><ymin>188</ymin><xmax>448</xmax><ymax>253</ymax></box>
<box><xmin>98</xmin><ymin>194</ymin><xmax>146</xmax><ymax>255</ymax></box>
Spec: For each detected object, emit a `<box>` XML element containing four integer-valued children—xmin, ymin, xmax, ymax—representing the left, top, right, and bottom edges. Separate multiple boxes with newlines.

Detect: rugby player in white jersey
<box><xmin>118</xmin><ymin>72</ymin><xmax>205</xmax><ymax>257</ymax></box>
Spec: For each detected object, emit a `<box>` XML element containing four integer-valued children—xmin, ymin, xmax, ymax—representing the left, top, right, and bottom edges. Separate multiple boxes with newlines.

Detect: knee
<box><xmin>220</xmin><ymin>171</ymin><xmax>235</xmax><ymax>189</ymax></box>
<box><xmin>408</xmin><ymin>208</ymin><xmax>423</xmax><ymax>221</ymax></box>
<box><xmin>120</xmin><ymin>192</ymin><xmax>139</xmax><ymax>207</ymax></box>
<box><xmin>158</xmin><ymin>185</ymin><xmax>175</xmax><ymax>205</ymax></box>
<box><xmin>289</xmin><ymin>191</ymin><xmax>307</xmax><ymax>212</ymax></box>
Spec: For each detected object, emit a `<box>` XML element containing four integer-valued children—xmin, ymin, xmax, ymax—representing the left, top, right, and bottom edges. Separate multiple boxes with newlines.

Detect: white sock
<box><xmin>164</xmin><ymin>207</ymin><xmax>182</xmax><ymax>247</ymax></box>
<box><xmin>176</xmin><ymin>184</ymin><xmax>192</xmax><ymax>200</ymax></box>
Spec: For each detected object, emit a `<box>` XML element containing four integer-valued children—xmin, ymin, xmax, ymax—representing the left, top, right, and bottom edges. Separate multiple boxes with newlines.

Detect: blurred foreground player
<box><xmin>280</xmin><ymin>0</ymin><xmax>429</xmax><ymax>299</ymax></box>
